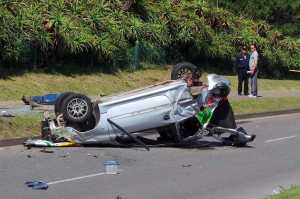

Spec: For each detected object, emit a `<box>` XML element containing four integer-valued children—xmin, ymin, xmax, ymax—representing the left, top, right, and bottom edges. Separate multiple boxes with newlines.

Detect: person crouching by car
<box><xmin>235</xmin><ymin>46</ymin><xmax>250</xmax><ymax>96</ymax></box>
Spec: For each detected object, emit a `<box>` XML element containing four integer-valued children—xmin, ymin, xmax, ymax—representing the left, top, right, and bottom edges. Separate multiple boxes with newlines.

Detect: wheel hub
<box><xmin>66</xmin><ymin>98</ymin><xmax>88</xmax><ymax>120</ymax></box>
<box><xmin>177</xmin><ymin>68</ymin><xmax>192</xmax><ymax>79</ymax></box>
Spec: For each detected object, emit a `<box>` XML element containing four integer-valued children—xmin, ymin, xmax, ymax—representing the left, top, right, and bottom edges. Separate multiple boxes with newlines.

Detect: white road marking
<box><xmin>265</xmin><ymin>135</ymin><xmax>298</xmax><ymax>143</ymax></box>
<box><xmin>48</xmin><ymin>172</ymin><xmax>107</xmax><ymax>185</ymax></box>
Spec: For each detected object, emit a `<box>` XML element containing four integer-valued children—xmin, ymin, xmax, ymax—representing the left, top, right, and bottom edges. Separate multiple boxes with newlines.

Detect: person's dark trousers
<box><xmin>237</xmin><ymin>69</ymin><xmax>249</xmax><ymax>95</ymax></box>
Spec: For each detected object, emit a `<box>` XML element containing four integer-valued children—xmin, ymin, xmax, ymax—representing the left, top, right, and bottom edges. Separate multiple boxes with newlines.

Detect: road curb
<box><xmin>0</xmin><ymin>136</ymin><xmax>40</xmax><ymax>148</ymax></box>
<box><xmin>1</xmin><ymin>109</ymin><xmax>300</xmax><ymax>148</ymax></box>
<box><xmin>235</xmin><ymin>108</ymin><xmax>300</xmax><ymax>120</ymax></box>
<box><xmin>0</xmin><ymin>137</ymin><xmax>30</xmax><ymax>148</ymax></box>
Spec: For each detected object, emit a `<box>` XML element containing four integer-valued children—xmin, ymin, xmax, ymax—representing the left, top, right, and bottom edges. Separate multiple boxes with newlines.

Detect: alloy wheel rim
<box><xmin>177</xmin><ymin>67</ymin><xmax>192</xmax><ymax>79</ymax></box>
<box><xmin>66</xmin><ymin>98</ymin><xmax>88</xmax><ymax>120</ymax></box>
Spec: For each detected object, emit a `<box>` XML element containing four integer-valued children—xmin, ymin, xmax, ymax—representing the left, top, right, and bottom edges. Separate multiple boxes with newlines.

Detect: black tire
<box><xmin>54</xmin><ymin>92</ymin><xmax>75</xmax><ymax>116</ymax></box>
<box><xmin>60</xmin><ymin>93</ymin><xmax>93</xmax><ymax>123</ymax></box>
<box><xmin>171</xmin><ymin>62</ymin><xmax>201</xmax><ymax>80</ymax></box>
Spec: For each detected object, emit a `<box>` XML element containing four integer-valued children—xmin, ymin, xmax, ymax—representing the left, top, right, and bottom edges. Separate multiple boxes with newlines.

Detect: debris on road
<box><xmin>182</xmin><ymin>164</ymin><xmax>192</xmax><ymax>168</ymax></box>
<box><xmin>271</xmin><ymin>186</ymin><xmax>285</xmax><ymax>195</ymax></box>
<box><xmin>87</xmin><ymin>153</ymin><xmax>98</xmax><ymax>158</ymax></box>
<box><xmin>24</xmin><ymin>139</ymin><xmax>78</xmax><ymax>147</ymax></box>
<box><xmin>40</xmin><ymin>148</ymin><xmax>54</xmax><ymax>153</ymax></box>
<box><xmin>104</xmin><ymin>160</ymin><xmax>120</xmax><ymax>174</ymax></box>
<box><xmin>25</xmin><ymin>180</ymin><xmax>49</xmax><ymax>190</ymax></box>
<box><xmin>0</xmin><ymin>111</ymin><xmax>15</xmax><ymax>117</ymax></box>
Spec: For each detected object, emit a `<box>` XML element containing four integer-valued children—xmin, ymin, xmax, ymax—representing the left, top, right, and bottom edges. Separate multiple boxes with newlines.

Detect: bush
<box><xmin>0</xmin><ymin>0</ymin><xmax>299</xmax><ymax>73</ymax></box>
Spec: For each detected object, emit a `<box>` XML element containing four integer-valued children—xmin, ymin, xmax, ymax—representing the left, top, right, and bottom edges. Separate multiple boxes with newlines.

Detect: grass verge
<box><xmin>0</xmin><ymin>114</ymin><xmax>42</xmax><ymax>140</ymax></box>
<box><xmin>226</xmin><ymin>75</ymin><xmax>300</xmax><ymax>92</ymax></box>
<box><xmin>265</xmin><ymin>185</ymin><xmax>300</xmax><ymax>199</ymax></box>
<box><xmin>0</xmin><ymin>67</ymin><xmax>170</xmax><ymax>101</ymax></box>
<box><xmin>231</xmin><ymin>96</ymin><xmax>300</xmax><ymax>114</ymax></box>
<box><xmin>0</xmin><ymin>66</ymin><xmax>300</xmax><ymax>101</ymax></box>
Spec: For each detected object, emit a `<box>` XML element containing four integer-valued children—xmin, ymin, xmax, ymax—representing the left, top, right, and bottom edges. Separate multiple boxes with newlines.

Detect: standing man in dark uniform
<box><xmin>235</xmin><ymin>46</ymin><xmax>249</xmax><ymax>96</ymax></box>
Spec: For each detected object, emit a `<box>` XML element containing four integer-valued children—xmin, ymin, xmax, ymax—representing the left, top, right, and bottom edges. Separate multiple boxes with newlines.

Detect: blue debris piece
<box><xmin>22</xmin><ymin>93</ymin><xmax>61</xmax><ymax>105</ymax></box>
<box><xmin>25</xmin><ymin>181</ymin><xmax>49</xmax><ymax>190</ymax></box>
<box><xmin>31</xmin><ymin>93</ymin><xmax>61</xmax><ymax>105</ymax></box>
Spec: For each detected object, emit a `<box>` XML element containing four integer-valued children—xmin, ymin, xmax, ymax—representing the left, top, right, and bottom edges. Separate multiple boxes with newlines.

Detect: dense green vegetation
<box><xmin>0</xmin><ymin>0</ymin><xmax>299</xmax><ymax>75</ymax></box>
<box><xmin>219</xmin><ymin>0</ymin><xmax>300</xmax><ymax>36</ymax></box>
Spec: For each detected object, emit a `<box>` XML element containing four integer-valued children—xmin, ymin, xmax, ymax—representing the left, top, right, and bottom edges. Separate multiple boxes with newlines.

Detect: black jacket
<box><xmin>236</xmin><ymin>53</ymin><xmax>249</xmax><ymax>71</ymax></box>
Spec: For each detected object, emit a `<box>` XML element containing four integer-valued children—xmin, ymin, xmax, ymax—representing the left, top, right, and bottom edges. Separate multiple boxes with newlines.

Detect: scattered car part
<box><xmin>25</xmin><ymin>181</ymin><xmax>48</xmax><ymax>190</ymax></box>
<box><xmin>24</xmin><ymin>139</ymin><xmax>78</xmax><ymax>147</ymax></box>
<box><xmin>103</xmin><ymin>160</ymin><xmax>120</xmax><ymax>174</ymax></box>
<box><xmin>0</xmin><ymin>111</ymin><xmax>15</xmax><ymax>117</ymax></box>
<box><xmin>40</xmin><ymin>148</ymin><xmax>54</xmax><ymax>153</ymax></box>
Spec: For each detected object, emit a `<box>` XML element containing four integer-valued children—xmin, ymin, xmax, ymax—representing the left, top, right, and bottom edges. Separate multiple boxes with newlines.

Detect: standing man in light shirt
<box><xmin>247</xmin><ymin>44</ymin><xmax>259</xmax><ymax>97</ymax></box>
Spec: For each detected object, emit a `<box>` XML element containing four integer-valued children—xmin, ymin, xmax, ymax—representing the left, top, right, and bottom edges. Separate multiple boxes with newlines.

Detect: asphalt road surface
<box><xmin>1</xmin><ymin>113</ymin><xmax>300</xmax><ymax>199</ymax></box>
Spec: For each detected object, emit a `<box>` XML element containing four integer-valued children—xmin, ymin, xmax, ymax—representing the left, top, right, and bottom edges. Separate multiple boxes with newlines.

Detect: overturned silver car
<box><xmin>31</xmin><ymin>64</ymin><xmax>255</xmax><ymax>149</ymax></box>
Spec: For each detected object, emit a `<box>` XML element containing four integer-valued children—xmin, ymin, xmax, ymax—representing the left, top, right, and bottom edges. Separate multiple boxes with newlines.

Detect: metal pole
<box><xmin>107</xmin><ymin>118</ymin><xmax>150</xmax><ymax>151</ymax></box>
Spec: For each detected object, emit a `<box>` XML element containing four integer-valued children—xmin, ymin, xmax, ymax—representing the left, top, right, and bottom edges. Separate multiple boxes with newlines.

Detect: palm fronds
<box><xmin>0</xmin><ymin>0</ymin><xmax>299</xmax><ymax>71</ymax></box>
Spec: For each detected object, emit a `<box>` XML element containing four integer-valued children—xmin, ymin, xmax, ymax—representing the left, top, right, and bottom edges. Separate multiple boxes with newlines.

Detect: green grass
<box><xmin>0</xmin><ymin>67</ymin><xmax>170</xmax><ymax>101</ymax></box>
<box><xmin>0</xmin><ymin>114</ymin><xmax>42</xmax><ymax>140</ymax></box>
<box><xmin>265</xmin><ymin>185</ymin><xmax>300</xmax><ymax>199</ymax></box>
<box><xmin>1</xmin><ymin>67</ymin><xmax>300</xmax><ymax>101</ymax></box>
<box><xmin>231</xmin><ymin>97</ymin><xmax>300</xmax><ymax>114</ymax></box>
<box><xmin>226</xmin><ymin>75</ymin><xmax>300</xmax><ymax>93</ymax></box>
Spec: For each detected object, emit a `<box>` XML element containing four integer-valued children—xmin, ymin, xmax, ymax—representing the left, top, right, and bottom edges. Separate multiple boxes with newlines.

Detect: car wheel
<box><xmin>54</xmin><ymin>92</ymin><xmax>75</xmax><ymax>116</ymax></box>
<box><xmin>61</xmin><ymin>93</ymin><xmax>93</xmax><ymax>123</ymax></box>
<box><xmin>171</xmin><ymin>62</ymin><xmax>201</xmax><ymax>80</ymax></box>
